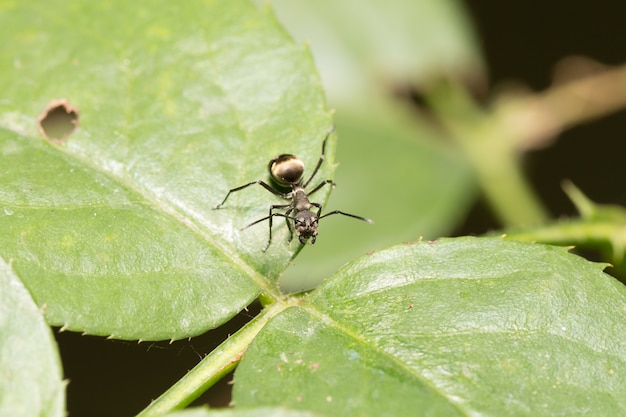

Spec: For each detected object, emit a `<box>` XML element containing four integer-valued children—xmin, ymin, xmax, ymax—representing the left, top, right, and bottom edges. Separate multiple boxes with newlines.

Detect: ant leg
<box><xmin>307</xmin><ymin>179</ymin><xmax>335</xmax><ymax>196</ymax></box>
<box><xmin>319</xmin><ymin>210</ymin><xmax>374</xmax><ymax>224</ymax></box>
<box><xmin>265</xmin><ymin>205</ymin><xmax>294</xmax><ymax>251</ymax></box>
<box><xmin>311</xmin><ymin>202</ymin><xmax>322</xmax><ymax>217</ymax></box>
<box><xmin>284</xmin><ymin>208</ymin><xmax>294</xmax><ymax>242</ymax></box>
<box><xmin>303</xmin><ymin>126</ymin><xmax>335</xmax><ymax>188</ymax></box>
<box><xmin>241</xmin><ymin>204</ymin><xmax>291</xmax><ymax>251</ymax></box>
<box><xmin>214</xmin><ymin>180</ymin><xmax>290</xmax><ymax>209</ymax></box>
<box><xmin>214</xmin><ymin>181</ymin><xmax>256</xmax><ymax>208</ymax></box>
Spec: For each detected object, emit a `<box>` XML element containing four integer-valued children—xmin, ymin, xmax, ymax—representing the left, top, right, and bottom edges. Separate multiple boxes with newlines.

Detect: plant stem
<box><xmin>504</xmin><ymin>220</ymin><xmax>622</xmax><ymax>249</ymax></box>
<box><xmin>503</xmin><ymin>182</ymin><xmax>626</xmax><ymax>264</ymax></box>
<box><xmin>136</xmin><ymin>301</ymin><xmax>287</xmax><ymax>417</ymax></box>
<box><xmin>496</xmin><ymin>59</ymin><xmax>626</xmax><ymax>150</ymax></box>
<box><xmin>426</xmin><ymin>81</ymin><xmax>549</xmax><ymax>227</ymax></box>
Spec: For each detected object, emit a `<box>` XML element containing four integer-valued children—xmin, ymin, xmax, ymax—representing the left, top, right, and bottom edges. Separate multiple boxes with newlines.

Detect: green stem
<box><xmin>136</xmin><ymin>301</ymin><xmax>287</xmax><ymax>417</ymax></box>
<box><xmin>426</xmin><ymin>82</ymin><xmax>549</xmax><ymax>227</ymax></box>
<box><xmin>504</xmin><ymin>219</ymin><xmax>626</xmax><ymax>263</ymax></box>
<box><xmin>505</xmin><ymin>220</ymin><xmax>615</xmax><ymax>245</ymax></box>
<box><xmin>469</xmin><ymin>124</ymin><xmax>547</xmax><ymax>227</ymax></box>
<box><xmin>504</xmin><ymin>180</ymin><xmax>626</xmax><ymax>263</ymax></box>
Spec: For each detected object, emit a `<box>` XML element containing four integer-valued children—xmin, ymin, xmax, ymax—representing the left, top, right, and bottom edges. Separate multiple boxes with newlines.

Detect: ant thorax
<box><xmin>292</xmin><ymin>188</ymin><xmax>312</xmax><ymax>212</ymax></box>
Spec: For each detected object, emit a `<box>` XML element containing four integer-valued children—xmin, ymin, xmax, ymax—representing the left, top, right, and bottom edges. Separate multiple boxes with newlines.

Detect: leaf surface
<box><xmin>235</xmin><ymin>238</ymin><xmax>626</xmax><ymax>416</ymax></box>
<box><xmin>165</xmin><ymin>407</ymin><xmax>324</xmax><ymax>417</ymax></box>
<box><xmin>0</xmin><ymin>257</ymin><xmax>64</xmax><ymax>417</ymax></box>
<box><xmin>0</xmin><ymin>0</ymin><xmax>331</xmax><ymax>339</ymax></box>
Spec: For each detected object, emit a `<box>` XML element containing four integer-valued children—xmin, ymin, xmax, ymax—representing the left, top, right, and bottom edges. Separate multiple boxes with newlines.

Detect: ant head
<box><xmin>294</xmin><ymin>210</ymin><xmax>318</xmax><ymax>244</ymax></box>
<box><xmin>269</xmin><ymin>154</ymin><xmax>304</xmax><ymax>186</ymax></box>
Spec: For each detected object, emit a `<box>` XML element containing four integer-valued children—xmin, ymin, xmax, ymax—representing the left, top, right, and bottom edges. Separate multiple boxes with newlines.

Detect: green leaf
<box><xmin>0</xmin><ymin>1</ymin><xmax>331</xmax><ymax>340</ymax></box>
<box><xmin>165</xmin><ymin>407</ymin><xmax>325</xmax><ymax>417</ymax></box>
<box><xmin>263</xmin><ymin>1</ymin><xmax>483</xmax><ymax>287</ymax></box>
<box><xmin>234</xmin><ymin>237</ymin><xmax>626</xmax><ymax>416</ymax></box>
<box><xmin>0</xmin><ymin>256</ymin><xmax>65</xmax><ymax>417</ymax></box>
<box><xmin>266</xmin><ymin>0</ymin><xmax>484</xmax><ymax>103</ymax></box>
<box><xmin>504</xmin><ymin>181</ymin><xmax>626</xmax><ymax>266</ymax></box>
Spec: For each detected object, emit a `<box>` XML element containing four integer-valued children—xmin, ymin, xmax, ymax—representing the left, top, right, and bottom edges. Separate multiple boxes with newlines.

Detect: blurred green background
<box><xmin>270</xmin><ymin>0</ymin><xmax>481</xmax><ymax>290</ymax></box>
<box><xmin>53</xmin><ymin>1</ymin><xmax>626</xmax><ymax>415</ymax></box>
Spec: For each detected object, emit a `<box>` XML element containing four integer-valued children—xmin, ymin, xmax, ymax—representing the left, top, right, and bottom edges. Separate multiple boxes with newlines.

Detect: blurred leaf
<box><xmin>165</xmin><ymin>407</ymin><xmax>325</xmax><ymax>417</ymax></box>
<box><xmin>0</xmin><ymin>256</ymin><xmax>65</xmax><ymax>417</ymax></box>
<box><xmin>264</xmin><ymin>0</ymin><xmax>484</xmax><ymax>104</ymax></box>
<box><xmin>0</xmin><ymin>1</ymin><xmax>332</xmax><ymax>340</ymax></box>
<box><xmin>236</xmin><ymin>238</ymin><xmax>626</xmax><ymax>416</ymax></box>
<box><xmin>264</xmin><ymin>1</ymin><xmax>484</xmax><ymax>287</ymax></box>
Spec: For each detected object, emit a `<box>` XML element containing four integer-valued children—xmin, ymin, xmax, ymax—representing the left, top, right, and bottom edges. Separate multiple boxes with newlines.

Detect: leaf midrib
<box><xmin>301</xmin><ymin>303</ymin><xmax>472</xmax><ymax>416</ymax></box>
<box><xmin>12</xmin><ymin>128</ymin><xmax>277</xmax><ymax>297</ymax></box>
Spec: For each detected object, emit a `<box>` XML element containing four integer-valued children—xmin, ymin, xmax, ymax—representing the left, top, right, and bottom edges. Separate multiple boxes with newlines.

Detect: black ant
<box><xmin>214</xmin><ymin>128</ymin><xmax>373</xmax><ymax>251</ymax></box>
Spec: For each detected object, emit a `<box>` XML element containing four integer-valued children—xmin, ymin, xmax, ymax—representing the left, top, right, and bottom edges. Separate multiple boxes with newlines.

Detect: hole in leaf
<box><xmin>38</xmin><ymin>99</ymin><xmax>79</xmax><ymax>143</ymax></box>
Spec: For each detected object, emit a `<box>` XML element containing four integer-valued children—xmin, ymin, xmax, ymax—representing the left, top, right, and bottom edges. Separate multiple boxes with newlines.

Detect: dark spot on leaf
<box><xmin>38</xmin><ymin>99</ymin><xmax>79</xmax><ymax>143</ymax></box>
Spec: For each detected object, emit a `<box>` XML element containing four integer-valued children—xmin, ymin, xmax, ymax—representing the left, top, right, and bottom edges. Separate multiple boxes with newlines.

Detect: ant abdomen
<box><xmin>268</xmin><ymin>154</ymin><xmax>304</xmax><ymax>186</ymax></box>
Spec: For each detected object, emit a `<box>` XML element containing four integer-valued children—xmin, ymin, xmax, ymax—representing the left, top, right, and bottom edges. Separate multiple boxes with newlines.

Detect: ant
<box><xmin>214</xmin><ymin>128</ymin><xmax>373</xmax><ymax>251</ymax></box>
